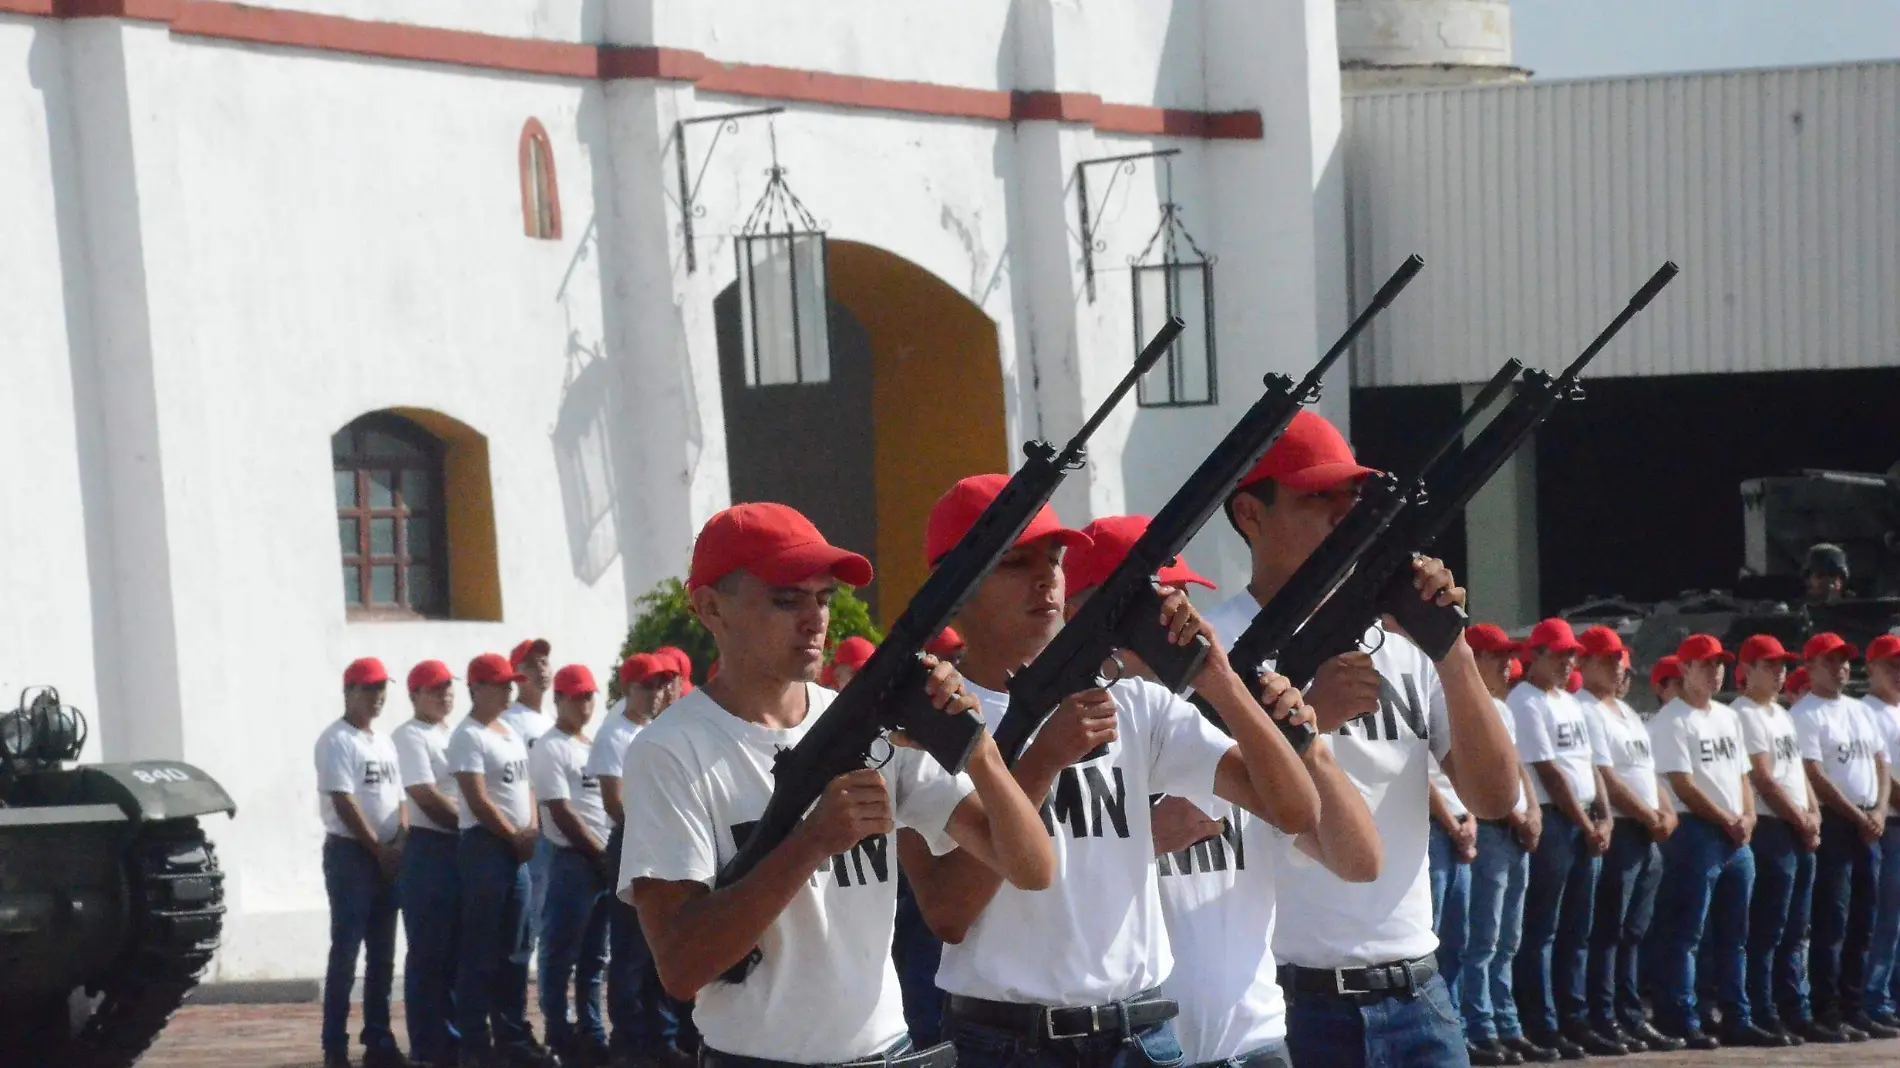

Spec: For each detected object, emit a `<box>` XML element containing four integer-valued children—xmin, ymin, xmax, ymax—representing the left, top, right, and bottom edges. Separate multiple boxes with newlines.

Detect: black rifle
<box><xmin>1267</xmin><ymin>263</ymin><xmax>1679</xmax><ymax>697</ymax></box>
<box><xmin>1202</xmin><ymin>358</ymin><xmax>1523</xmax><ymax>750</ymax></box>
<box><xmin>709</xmin><ymin>317</ymin><xmax>1181</xmax><ymax>982</ymax></box>
<box><xmin>992</xmin><ymin>255</ymin><xmax>1427</xmax><ymax>767</ymax></box>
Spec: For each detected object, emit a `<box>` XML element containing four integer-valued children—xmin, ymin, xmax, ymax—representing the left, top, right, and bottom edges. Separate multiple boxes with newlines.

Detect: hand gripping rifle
<box><xmin>991</xmin><ymin>255</ymin><xmax>1427</xmax><ymax>767</ymax></box>
<box><xmin>1199</xmin><ymin>357</ymin><xmax>1523</xmax><ymax>751</ymax></box>
<box><xmin>709</xmin><ymin>317</ymin><xmax>1181</xmax><ymax>983</ymax></box>
<box><xmin>1263</xmin><ymin>263</ymin><xmax>1679</xmax><ymax>705</ymax></box>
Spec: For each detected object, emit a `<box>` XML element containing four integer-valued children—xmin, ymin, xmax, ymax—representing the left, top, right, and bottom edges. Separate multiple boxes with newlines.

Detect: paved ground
<box><xmin>140</xmin><ymin>1003</ymin><xmax>1900</xmax><ymax>1067</ymax></box>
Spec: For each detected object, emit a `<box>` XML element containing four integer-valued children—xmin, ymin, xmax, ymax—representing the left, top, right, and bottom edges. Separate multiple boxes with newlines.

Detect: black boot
<box><xmin>1602</xmin><ymin>1025</ymin><xmax>1644</xmax><ymax>1053</ymax></box>
<box><xmin>1847</xmin><ymin>1013</ymin><xmax>1900</xmax><ymax>1039</ymax></box>
<box><xmin>1468</xmin><ymin>1040</ymin><xmax>1525</xmax><ymax>1066</ymax></box>
<box><xmin>1628</xmin><ymin>1020</ymin><xmax>1685</xmax><ymax>1051</ymax></box>
<box><xmin>1502</xmin><ymin>1035</ymin><xmax>1562</xmax><ymax>1063</ymax></box>
<box><xmin>1560</xmin><ymin>1025</ymin><xmax>1626</xmax><ymax>1057</ymax></box>
<box><xmin>1719</xmin><ymin>1020</ymin><xmax>1791</xmax><ymax>1047</ymax></box>
<box><xmin>1797</xmin><ymin>1018</ymin><xmax>1851</xmax><ymax>1043</ymax></box>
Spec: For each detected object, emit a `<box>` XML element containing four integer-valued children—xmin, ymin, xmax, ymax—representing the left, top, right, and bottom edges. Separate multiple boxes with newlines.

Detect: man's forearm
<box><xmin>1439</xmin><ymin>646</ymin><xmax>1520</xmax><ymax>819</ymax></box>
<box><xmin>1666</xmin><ymin>773</ymin><xmax>1736</xmax><ymax>826</ymax></box>
<box><xmin>601</xmin><ymin>776</ymin><xmax>626</xmax><ymax>827</ymax></box>
<box><xmin>1534</xmin><ymin>762</ymin><xmax>1593</xmax><ymax>830</ymax></box>
<box><xmin>1298</xmin><ymin>740</ymin><xmax>1381</xmax><ymax>882</ymax></box>
<box><xmin>645</xmin><ymin>834</ymin><xmax>832</xmax><ymax>995</ymax></box>
<box><xmin>408</xmin><ymin>785</ymin><xmax>459</xmax><ymax>829</ymax></box>
<box><xmin>457</xmin><ymin>774</ymin><xmax>520</xmax><ymax>839</ymax></box>
<box><xmin>1806</xmin><ymin>762</ymin><xmax>1867</xmax><ymax>821</ymax></box>
<box><xmin>1204</xmin><ymin>670</ymin><xmax>1319</xmax><ymax>835</ymax></box>
<box><xmin>1749</xmin><ymin>757</ymin><xmax>1806</xmax><ymax>824</ymax></box>
<box><xmin>549</xmin><ymin>800</ymin><xmax>605</xmax><ymax>857</ymax></box>
<box><xmin>330</xmin><ymin>793</ymin><xmax>383</xmax><ymax>852</ymax></box>
<box><xmin>1600</xmin><ymin>771</ymin><xmax>1657</xmax><ymax>826</ymax></box>
<box><xmin>959</xmin><ymin>738</ymin><xmax>1057</xmax><ymax>889</ymax></box>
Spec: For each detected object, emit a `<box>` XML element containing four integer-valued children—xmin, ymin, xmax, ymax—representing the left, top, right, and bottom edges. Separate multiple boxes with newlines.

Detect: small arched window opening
<box><xmin>334</xmin><ymin>413</ymin><xmax>449</xmax><ymax>618</ymax></box>
<box><xmin>520</xmin><ymin>118</ymin><xmax>562</xmax><ymax>240</ymax></box>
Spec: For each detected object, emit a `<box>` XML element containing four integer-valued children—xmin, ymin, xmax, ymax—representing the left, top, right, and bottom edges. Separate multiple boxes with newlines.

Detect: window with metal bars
<box><xmin>334</xmin><ymin>413</ymin><xmax>448</xmax><ymax>618</ymax></box>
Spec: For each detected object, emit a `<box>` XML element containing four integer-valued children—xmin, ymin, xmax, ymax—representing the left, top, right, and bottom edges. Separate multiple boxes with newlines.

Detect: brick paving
<box><xmin>140</xmin><ymin>1002</ymin><xmax>1900</xmax><ymax>1068</ymax></box>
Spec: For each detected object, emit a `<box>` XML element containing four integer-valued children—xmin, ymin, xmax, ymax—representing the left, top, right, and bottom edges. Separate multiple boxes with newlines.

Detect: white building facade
<box><xmin>2</xmin><ymin>0</ymin><xmax>1349</xmax><ymax>980</ymax></box>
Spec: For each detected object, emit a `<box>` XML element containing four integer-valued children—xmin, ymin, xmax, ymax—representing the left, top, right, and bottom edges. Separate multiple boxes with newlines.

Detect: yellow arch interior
<box><xmin>389</xmin><ymin>406</ymin><xmax>504</xmax><ymax>622</ymax></box>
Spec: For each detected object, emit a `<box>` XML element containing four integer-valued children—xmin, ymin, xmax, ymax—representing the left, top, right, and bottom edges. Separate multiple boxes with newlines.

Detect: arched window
<box><xmin>334</xmin><ymin>413</ymin><xmax>448</xmax><ymax>618</ymax></box>
<box><xmin>519</xmin><ymin>118</ymin><xmax>562</xmax><ymax>240</ymax></box>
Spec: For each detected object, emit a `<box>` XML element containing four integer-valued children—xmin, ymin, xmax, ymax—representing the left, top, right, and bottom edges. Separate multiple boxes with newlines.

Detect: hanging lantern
<box><xmin>734</xmin><ymin>127</ymin><xmax>830</xmax><ymax>387</ymax></box>
<box><xmin>1130</xmin><ymin>163</ymin><xmax>1217</xmax><ymax>408</ymax></box>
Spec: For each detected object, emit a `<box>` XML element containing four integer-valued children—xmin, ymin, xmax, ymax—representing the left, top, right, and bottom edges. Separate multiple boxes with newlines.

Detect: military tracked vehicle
<box><xmin>0</xmin><ymin>685</ymin><xmax>235</xmax><ymax>1067</ymax></box>
<box><xmin>1556</xmin><ymin>465</ymin><xmax>1900</xmax><ymax>714</ymax></box>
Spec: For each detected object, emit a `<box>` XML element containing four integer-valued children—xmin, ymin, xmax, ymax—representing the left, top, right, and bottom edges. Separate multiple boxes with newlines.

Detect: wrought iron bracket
<box><xmin>674</xmin><ymin>106</ymin><xmax>785</xmax><ymax>273</ymax></box>
<box><xmin>1075</xmin><ymin>148</ymin><xmax>1179</xmax><ymax>302</ymax></box>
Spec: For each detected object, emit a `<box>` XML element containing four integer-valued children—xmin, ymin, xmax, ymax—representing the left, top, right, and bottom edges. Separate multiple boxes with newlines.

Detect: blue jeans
<box><xmin>1653</xmin><ymin>814</ymin><xmax>1754</xmax><ymax>1030</ymax></box>
<box><xmin>1866</xmin><ymin>820</ymin><xmax>1900</xmax><ymax>1016</ymax></box>
<box><xmin>1283</xmin><ymin>972</ymin><xmax>1468</xmax><ymax>1068</ymax></box>
<box><xmin>540</xmin><ymin>846</ymin><xmax>611</xmax><ymax>1048</ymax></box>
<box><xmin>948</xmin><ymin>1014</ymin><xmax>1184</xmax><ymax>1068</ymax></box>
<box><xmin>1462</xmin><ymin>821</ymin><xmax>1529</xmax><ymax>1042</ymax></box>
<box><xmin>894</xmin><ymin>873</ymin><xmax>946</xmax><ymax>1047</ymax></box>
<box><xmin>604</xmin><ymin>825</ymin><xmax>681</xmax><ymax>1053</ymax></box>
<box><xmin>1515</xmin><ymin>808</ymin><xmax>1599</xmax><ymax>1035</ymax></box>
<box><xmin>1586</xmin><ymin>819</ymin><xmax>1661</xmax><ymax>1033</ymax></box>
<box><xmin>1812</xmin><ymin>809</ymin><xmax>1883</xmax><ymax>1022</ymax></box>
<box><xmin>1429</xmin><ymin>822</ymin><xmax>1471</xmax><ymax>1007</ymax></box>
<box><xmin>400</xmin><ymin>828</ymin><xmax>461</xmax><ymax>1062</ymax></box>
<box><xmin>456</xmin><ymin>828</ymin><xmax>535</xmax><ymax>1054</ymax></box>
<box><xmin>1749</xmin><ymin>816</ymin><xmax>1815</xmax><ymax>1027</ymax></box>
<box><xmin>1189</xmin><ymin>1040</ymin><xmax>1290</xmax><ymax>1068</ymax></box>
<box><xmin>322</xmin><ymin>836</ymin><xmax>399</xmax><ymax>1056</ymax></box>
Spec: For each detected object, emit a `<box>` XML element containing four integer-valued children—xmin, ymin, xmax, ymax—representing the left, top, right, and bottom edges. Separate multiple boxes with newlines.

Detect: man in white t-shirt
<box><xmin>889</xmin><ymin>479</ymin><xmax>1323</xmax><ymax>1068</ymax></box>
<box><xmin>315</xmin><ymin>657</ymin><xmax>408</xmax><ymax>1068</ymax></box>
<box><xmin>593</xmin><ymin>653</ymin><xmax>689</xmax><ymax>1066</ymax></box>
<box><xmin>1646</xmin><ymin>634</ymin><xmax>1770</xmax><ymax>1049</ymax></box>
<box><xmin>620</xmin><ymin>502</ymin><xmax>1055</xmax><ymax>1068</ymax></box>
<box><xmin>1509</xmin><ymin>619</ymin><xmax>1615</xmax><ymax>1058</ymax></box>
<box><xmin>450</xmin><ymin>652</ymin><xmax>550</xmax><ymax>1067</ymax></box>
<box><xmin>1651</xmin><ymin>657</ymin><xmax>1682</xmax><ymax>708</ymax></box>
<box><xmin>503</xmin><ymin>638</ymin><xmax>558</xmax><ymax>966</ymax></box>
<box><xmin>530</xmin><ymin>664</ymin><xmax>614</xmax><ymax>1065</ymax></box>
<box><xmin>1794</xmin><ymin>632</ymin><xmax>1895</xmax><ymax>1038</ymax></box>
<box><xmin>1189</xmin><ymin>416</ymin><xmax>1520</xmax><ymax>1068</ymax></box>
<box><xmin>1863</xmin><ymin>634</ymin><xmax>1900</xmax><ymax>1027</ymax></box>
<box><xmin>393</xmin><ymin>659</ymin><xmax>462</xmax><ymax>1067</ymax></box>
<box><xmin>1062</xmin><ymin>513</ymin><xmax>1379</xmax><ymax>1068</ymax></box>
<box><xmin>1730</xmin><ymin>634</ymin><xmax>1823</xmax><ymax>1043</ymax></box>
<box><xmin>1575</xmin><ymin>627</ymin><xmax>1681</xmax><ymax>1054</ymax></box>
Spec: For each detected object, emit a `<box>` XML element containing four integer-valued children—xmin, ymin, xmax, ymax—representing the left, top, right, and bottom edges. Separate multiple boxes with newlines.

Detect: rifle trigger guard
<box><xmin>864</xmin><ymin>734</ymin><xmax>897</xmax><ymax>770</ymax></box>
<box><xmin>1098</xmin><ymin>653</ymin><xmax>1127</xmax><ymax>688</ymax></box>
<box><xmin>1359</xmin><ymin>627</ymin><xmax>1388</xmax><ymax>656</ymax></box>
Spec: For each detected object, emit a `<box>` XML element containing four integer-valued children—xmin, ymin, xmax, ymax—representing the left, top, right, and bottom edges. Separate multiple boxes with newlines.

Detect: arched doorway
<box><xmin>715</xmin><ymin>240</ymin><xmax>1008</xmax><ymax>623</ymax></box>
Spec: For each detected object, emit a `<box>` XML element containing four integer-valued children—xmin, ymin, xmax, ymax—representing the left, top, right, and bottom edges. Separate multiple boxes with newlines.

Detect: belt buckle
<box><xmin>1334</xmin><ymin>967</ymin><xmax>1373</xmax><ymax>997</ymax></box>
<box><xmin>1045</xmin><ymin>1005</ymin><xmax>1100</xmax><ymax>1040</ymax></box>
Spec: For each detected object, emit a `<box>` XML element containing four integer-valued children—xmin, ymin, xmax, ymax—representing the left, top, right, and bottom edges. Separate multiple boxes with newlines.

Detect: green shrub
<box><xmin>608</xmin><ymin>577</ymin><xmax>885</xmax><ymax>701</ymax></box>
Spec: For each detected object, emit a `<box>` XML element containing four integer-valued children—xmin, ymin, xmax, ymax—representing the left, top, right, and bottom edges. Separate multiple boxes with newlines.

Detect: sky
<box><xmin>1512</xmin><ymin>0</ymin><xmax>1900</xmax><ymax>80</ymax></box>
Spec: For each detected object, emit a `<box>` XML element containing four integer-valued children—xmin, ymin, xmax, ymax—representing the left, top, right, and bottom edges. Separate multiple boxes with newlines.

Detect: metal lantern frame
<box><xmin>732</xmin><ymin>124</ymin><xmax>832</xmax><ymax>389</ymax></box>
<box><xmin>1129</xmin><ymin>161</ymin><xmax>1218</xmax><ymax>409</ymax></box>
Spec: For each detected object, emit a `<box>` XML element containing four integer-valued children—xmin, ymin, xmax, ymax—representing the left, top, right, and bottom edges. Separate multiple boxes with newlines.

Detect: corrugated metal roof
<box><xmin>1344</xmin><ymin>61</ymin><xmax>1900</xmax><ymax>386</ymax></box>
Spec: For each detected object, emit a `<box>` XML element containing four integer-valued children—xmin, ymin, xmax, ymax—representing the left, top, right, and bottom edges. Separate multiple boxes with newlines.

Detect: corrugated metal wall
<box><xmin>1344</xmin><ymin>61</ymin><xmax>1900</xmax><ymax>387</ymax></box>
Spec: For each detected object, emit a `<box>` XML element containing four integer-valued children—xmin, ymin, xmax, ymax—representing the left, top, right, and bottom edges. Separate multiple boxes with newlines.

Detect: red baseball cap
<box><xmin>925</xmin><ymin>475</ymin><xmax>1091</xmax><ymax>567</ymax></box>
<box><xmin>1676</xmin><ymin>634</ymin><xmax>1733</xmax><ymax>664</ymax></box>
<box><xmin>618</xmin><ymin>653</ymin><xmax>660</xmax><ymax>688</ymax></box>
<box><xmin>656</xmin><ymin>646</ymin><xmax>693</xmax><ymax>677</ymax></box>
<box><xmin>1804</xmin><ymin>632</ymin><xmax>1860</xmax><ymax>662</ymax></box>
<box><xmin>1868</xmin><ymin>635</ymin><xmax>1900</xmax><ymax>662</ymax></box>
<box><xmin>1566</xmin><ymin>669</ymin><xmax>1583</xmax><ymax>694</ymax></box>
<box><xmin>467</xmin><ymin>653</ymin><xmax>526</xmax><ymax>686</ymax></box>
<box><xmin>1787</xmin><ymin>666</ymin><xmax>1811</xmax><ymax>694</ymax></box>
<box><xmin>1651</xmin><ymin>656</ymin><xmax>1683</xmax><ymax>686</ymax></box>
<box><xmin>343</xmin><ymin>657</ymin><xmax>390</xmax><ymax>687</ymax></box>
<box><xmin>1062</xmin><ymin>516</ymin><xmax>1217</xmax><ymax>598</ymax></box>
<box><xmin>687</xmin><ymin>503</ymin><xmax>873</xmax><ymax>591</ymax></box>
<box><xmin>1738</xmin><ymin>635</ymin><xmax>1802</xmax><ymax>664</ymax></box>
<box><xmin>1578</xmin><ymin>626</ymin><xmax>1629</xmax><ymax>659</ymax></box>
<box><xmin>510</xmin><ymin>638</ymin><xmax>551</xmax><ymax>667</ymax></box>
<box><xmin>1526</xmin><ymin>619</ymin><xmax>1585</xmax><ymax>654</ymax></box>
<box><xmin>407</xmin><ymin>659</ymin><xmax>455</xmax><ymax>692</ymax></box>
<box><xmin>553</xmin><ymin>664</ymin><xmax>599</xmax><ymax>697</ymax></box>
<box><xmin>1464</xmin><ymin>624</ymin><xmax>1525</xmax><ymax>656</ymax></box>
<box><xmin>1508</xmin><ymin>658</ymin><xmax>1525</xmax><ymax>683</ymax></box>
<box><xmin>926</xmin><ymin>627</ymin><xmax>966</xmax><ymax>658</ymax></box>
<box><xmin>1234</xmin><ymin>410</ymin><xmax>1380</xmax><ymax>494</ymax></box>
<box><xmin>833</xmin><ymin>636</ymin><xmax>877</xmax><ymax>671</ymax></box>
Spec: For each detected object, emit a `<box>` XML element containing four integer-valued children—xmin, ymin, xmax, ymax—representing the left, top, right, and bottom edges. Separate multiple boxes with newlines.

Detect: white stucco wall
<box><xmin>7</xmin><ymin>0</ymin><xmax>1342</xmax><ymax>980</ymax></box>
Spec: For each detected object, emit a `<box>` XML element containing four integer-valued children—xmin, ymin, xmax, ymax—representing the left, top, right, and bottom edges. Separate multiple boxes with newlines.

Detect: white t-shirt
<box><xmin>1649</xmin><ymin>699</ymin><xmax>1749</xmax><ymax>819</ymax></box>
<box><xmin>1509</xmin><ymin>683</ymin><xmax>1600</xmax><ymax>807</ymax></box>
<box><xmin>585</xmin><ymin>708</ymin><xmax>648</xmax><ymax>789</ymax></box>
<box><xmin>1204</xmin><ymin>593</ymin><xmax>1453</xmax><ymax>969</ymax></box>
<box><xmin>448</xmin><ymin>718</ymin><xmax>535</xmax><ymax>831</ymax></box>
<box><xmin>618</xmin><ymin>685</ymin><xmax>972</xmax><ymax>1063</ymax></box>
<box><xmin>1865</xmin><ymin>696</ymin><xmax>1900</xmax><ymax>804</ymax></box>
<box><xmin>501</xmin><ymin>701</ymin><xmax>554</xmax><ymax>749</ymax></box>
<box><xmin>937</xmin><ymin>677</ymin><xmax>1234</xmax><ymax>1006</ymax></box>
<box><xmin>1584</xmin><ymin>694</ymin><xmax>1659</xmax><ymax>815</ymax></box>
<box><xmin>1156</xmin><ymin>793</ymin><xmax>1286</xmax><ymax>1062</ymax></box>
<box><xmin>1735</xmin><ymin>695</ymin><xmax>1810</xmax><ymax>816</ymax></box>
<box><xmin>1792</xmin><ymin>693</ymin><xmax>1890</xmax><ymax>808</ymax></box>
<box><xmin>315</xmin><ymin>719</ymin><xmax>404</xmax><ymax>843</ymax></box>
<box><xmin>391</xmin><ymin>717</ymin><xmax>459</xmax><ymax>834</ymax></box>
<box><xmin>532</xmin><ymin>728</ymin><xmax>612</xmax><ymax>850</ymax></box>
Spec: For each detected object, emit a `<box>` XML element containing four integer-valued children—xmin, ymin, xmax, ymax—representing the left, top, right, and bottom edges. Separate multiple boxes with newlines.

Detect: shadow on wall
<box><xmin>550</xmin><ymin>321</ymin><xmax>621</xmax><ymax>586</ymax></box>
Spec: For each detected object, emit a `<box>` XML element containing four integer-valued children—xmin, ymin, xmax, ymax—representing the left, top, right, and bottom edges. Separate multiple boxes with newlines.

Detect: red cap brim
<box><xmin>1534</xmin><ymin>639</ymin><xmax>1585</xmax><ymax>655</ymax></box>
<box><xmin>1746</xmin><ymin>652</ymin><xmax>1802</xmax><ymax>663</ymax></box>
<box><xmin>1269</xmin><ymin>461</ymin><xmax>1380</xmax><ymax>493</ymax></box>
<box><xmin>1158</xmin><ymin>563</ymin><xmax>1217</xmax><ymax>590</ymax></box>
<box><xmin>750</xmin><ymin>542</ymin><xmax>875</xmax><ymax>589</ymax></box>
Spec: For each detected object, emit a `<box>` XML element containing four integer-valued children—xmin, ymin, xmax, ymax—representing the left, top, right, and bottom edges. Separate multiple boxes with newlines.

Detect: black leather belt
<box><xmin>1281</xmin><ymin>954</ymin><xmax>1438</xmax><ymax>999</ymax></box>
<box><xmin>700</xmin><ymin>1041</ymin><xmax>955</xmax><ymax>1068</ymax></box>
<box><xmin>946</xmin><ymin>992</ymin><xmax>1177</xmax><ymax>1041</ymax></box>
